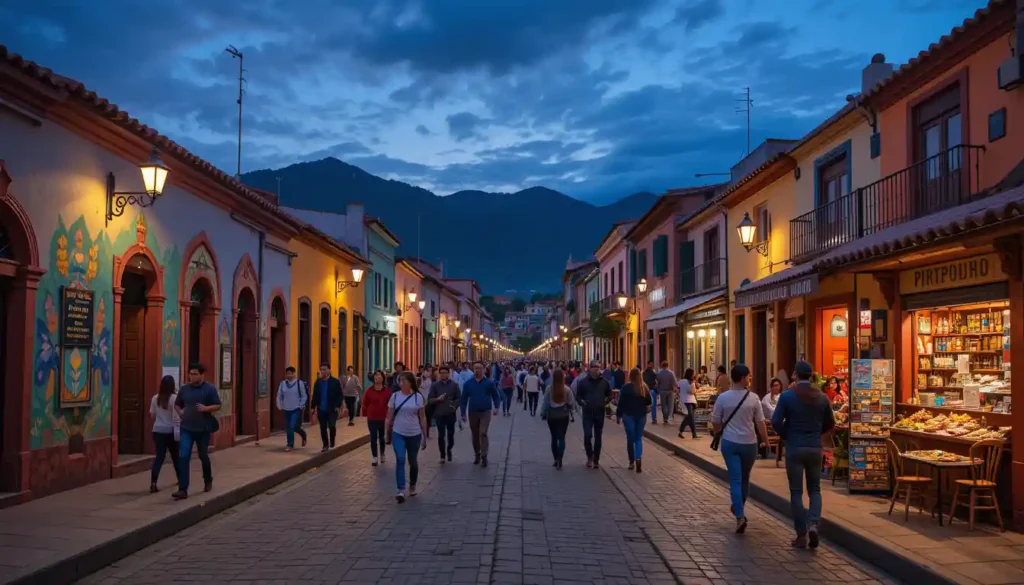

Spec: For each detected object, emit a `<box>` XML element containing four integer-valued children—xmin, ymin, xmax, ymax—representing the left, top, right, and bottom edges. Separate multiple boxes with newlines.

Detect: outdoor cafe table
<box><xmin>900</xmin><ymin>452</ymin><xmax>983</xmax><ymax>526</ymax></box>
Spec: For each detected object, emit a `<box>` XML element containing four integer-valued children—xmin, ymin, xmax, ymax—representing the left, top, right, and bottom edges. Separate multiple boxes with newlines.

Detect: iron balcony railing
<box><xmin>789</xmin><ymin>144</ymin><xmax>985</xmax><ymax>262</ymax></box>
<box><xmin>678</xmin><ymin>258</ymin><xmax>727</xmax><ymax>302</ymax></box>
<box><xmin>593</xmin><ymin>295</ymin><xmax>624</xmax><ymax>317</ymax></box>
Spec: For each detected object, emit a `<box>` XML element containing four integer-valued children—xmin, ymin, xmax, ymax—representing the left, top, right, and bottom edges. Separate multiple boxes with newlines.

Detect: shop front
<box><xmin>678</xmin><ymin>296</ymin><xmax>729</xmax><ymax>379</ymax></box>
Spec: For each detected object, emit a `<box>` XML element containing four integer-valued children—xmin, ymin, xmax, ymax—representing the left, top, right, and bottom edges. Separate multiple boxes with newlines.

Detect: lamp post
<box><xmin>106</xmin><ymin>149</ymin><xmax>170</xmax><ymax>226</ymax></box>
<box><xmin>737</xmin><ymin>212</ymin><xmax>769</xmax><ymax>257</ymax></box>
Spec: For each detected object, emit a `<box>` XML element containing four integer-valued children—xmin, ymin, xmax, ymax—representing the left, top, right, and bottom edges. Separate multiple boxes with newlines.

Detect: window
<box><xmin>617</xmin><ymin>260</ymin><xmax>624</xmax><ymax>293</ymax></box>
<box><xmin>430</xmin><ymin>300</ymin><xmax>436</xmax><ymax>317</ymax></box>
<box><xmin>818</xmin><ymin>155</ymin><xmax>849</xmax><ymax>207</ymax></box>
<box><xmin>374</xmin><ymin>273</ymin><xmax>382</xmax><ymax>307</ymax></box>
<box><xmin>703</xmin><ymin>226</ymin><xmax>720</xmax><ymax>263</ymax></box>
<box><xmin>653</xmin><ymin>235</ymin><xmax>669</xmax><ymax>276</ymax></box>
<box><xmin>754</xmin><ymin>204</ymin><xmax>770</xmax><ymax>244</ymax></box>
<box><xmin>610</xmin><ymin>267</ymin><xmax>616</xmax><ymax>295</ymax></box>
<box><xmin>637</xmin><ymin>249</ymin><xmax>648</xmax><ymax>280</ymax></box>
<box><xmin>319</xmin><ymin>306</ymin><xmax>331</xmax><ymax>369</ymax></box>
<box><xmin>915</xmin><ymin>84</ymin><xmax>962</xmax><ymax>164</ymax></box>
<box><xmin>384</xmin><ymin>279</ymin><xmax>390</xmax><ymax>309</ymax></box>
<box><xmin>604</xmin><ymin>273</ymin><xmax>609</xmax><ymax>297</ymax></box>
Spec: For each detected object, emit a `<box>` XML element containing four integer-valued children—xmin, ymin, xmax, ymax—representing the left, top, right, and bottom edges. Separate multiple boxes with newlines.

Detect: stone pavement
<box><xmin>79</xmin><ymin>407</ymin><xmax>894</xmax><ymax>585</ymax></box>
<box><xmin>1</xmin><ymin>421</ymin><xmax>369</xmax><ymax>584</ymax></box>
<box><xmin>642</xmin><ymin>421</ymin><xmax>1024</xmax><ymax>585</ymax></box>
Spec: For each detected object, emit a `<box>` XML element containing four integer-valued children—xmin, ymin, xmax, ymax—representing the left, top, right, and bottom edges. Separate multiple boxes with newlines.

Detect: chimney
<box><xmin>344</xmin><ymin>202</ymin><xmax>364</xmax><ymax>252</ymax></box>
<box><xmin>862</xmin><ymin>53</ymin><xmax>894</xmax><ymax>94</ymax></box>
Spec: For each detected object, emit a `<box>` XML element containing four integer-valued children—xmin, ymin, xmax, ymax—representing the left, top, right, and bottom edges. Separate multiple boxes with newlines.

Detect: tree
<box><xmin>510</xmin><ymin>298</ymin><xmax>527</xmax><ymax>312</ymax></box>
<box><xmin>512</xmin><ymin>332</ymin><xmax>542</xmax><ymax>352</ymax></box>
<box><xmin>589</xmin><ymin>301</ymin><xmax>622</xmax><ymax>340</ymax></box>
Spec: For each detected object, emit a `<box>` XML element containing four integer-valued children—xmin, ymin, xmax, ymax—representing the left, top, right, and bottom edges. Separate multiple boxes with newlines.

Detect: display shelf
<box><xmin>890</xmin><ymin>427</ymin><xmax>1010</xmax><ymax>447</ymax></box>
<box><xmin>895</xmin><ymin>403</ymin><xmax>1013</xmax><ymax>421</ymax></box>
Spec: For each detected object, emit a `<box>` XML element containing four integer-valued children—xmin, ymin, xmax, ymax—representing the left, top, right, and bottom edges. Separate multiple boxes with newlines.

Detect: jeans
<box><xmin>367</xmin><ymin>419</ymin><xmax>386</xmax><ymax>458</ymax></box>
<box><xmin>527</xmin><ymin>392</ymin><xmax>539</xmax><ymax>415</ymax></box>
<box><xmin>659</xmin><ymin>390</ymin><xmax>675</xmax><ymax>423</ymax></box>
<box><xmin>468</xmin><ymin>411</ymin><xmax>492</xmax><ymax>457</ymax></box>
<box><xmin>678</xmin><ymin>403</ymin><xmax>697</xmax><ymax>437</ymax></box>
<box><xmin>622</xmin><ymin>415</ymin><xmax>646</xmax><ymax>462</ymax></box>
<box><xmin>516</xmin><ymin>387</ymin><xmax>523</xmax><ymax>403</ymax></box>
<box><xmin>581</xmin><ymin>411</ymin><xmax>606</xmax><ymax>462</ymax></box>
<box><xmin>785</xmin><ymin>447</ymin><xmax>824</xmax><ymax>535</ymax></box>
<box><xmin>151</xmin><ymin>431</ymin><xmax>180</xmax><ymax>485</ymax></box>
<box><xmin>547</xmin><ymin>417</ymin><xmax>569</xmax><ymax>461</ymax></box>
<box><xmin>650</xmin><ymin>391</ymin><xmax>659</xmax><ymax>423</ymax></box>
<box><xmin>284</xmin><ymin>408</ymin><xmax>307</xmax><ymax>447</ymax></box>
<box><xmin>178</xmin><ymin>428</ymin><xmax>211</xmax><ymax>493</ymax></box>
<box><xmin>317</xmin><ymin>409</ymin><xmax>338</xmax><ymax>448</ymax></box>
<box><xmin>501</xmin><ymin>388</ymin><xmax>514</xmax><ymax>413</ymax></box>
<box><xmin>436</xmin><ymin>413</ymin><xmax>457</xmax><ymax>456</ymax></box>
<box><xmin>392</xmin><ymin>432</ymin><xmax>422</xmax><ymax>490</ymax></box>
<box><xmin>721</xmin><ymin>439</ymin><xmax>758</xmax><ymax>519</ymax></box>
<box><xmin>343</xmin><ymin>396</ymin><xmax>357</xmax><ymax>423</ymax></box>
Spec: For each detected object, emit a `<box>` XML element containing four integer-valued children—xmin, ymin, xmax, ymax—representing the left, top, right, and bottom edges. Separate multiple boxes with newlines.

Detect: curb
<box><xmin>644</xmin><ymin>430</ymin><xmax>958</xmax><ymax>585</ymax></box>
<box><xmin>9</xmin><ymin>433</ymin><xmax>370</xmax><ymax>585</ymax></box>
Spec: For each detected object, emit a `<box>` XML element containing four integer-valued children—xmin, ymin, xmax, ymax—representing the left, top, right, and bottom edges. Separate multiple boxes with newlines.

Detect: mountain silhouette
<box><xmin>242</xmin><ymin>157</ymin><xmax>657</xmax><ymax>294</ymax></box>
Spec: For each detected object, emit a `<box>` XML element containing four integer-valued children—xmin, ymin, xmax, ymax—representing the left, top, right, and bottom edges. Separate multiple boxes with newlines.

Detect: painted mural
<box><xmin>30</xmin><ymin>213</ymin><xmax>183</xmax><ymax>450</ymax></box>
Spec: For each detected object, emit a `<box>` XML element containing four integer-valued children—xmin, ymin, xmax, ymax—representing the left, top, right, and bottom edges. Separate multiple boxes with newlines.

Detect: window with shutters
<box><xmin>653</xmin><ymin>235</ymin><xmax>668</xmax><ymax>276</ymax></box>
<box><xmin>637</xmin><ymin>249</ymin><xmax>648</xmax><ymax>279</ymax></box>
<box><xmin>754</xmin><ymin>204</ymin><xmax>770</xmax><ymax>244</ymax></box>
<box><xmin>617</xmin><ymin>260</ymin><xmax>623</xmax><ymax>292</ymax></box>
<box><xmin>604</xmin><ymin>273</ymin><xmax>609</xmax><ymax>297</ymax></box>
<box><xmin>678</xmin><ymin>240</ymin><xmax>695</xmax><ymax>296</ymax></box>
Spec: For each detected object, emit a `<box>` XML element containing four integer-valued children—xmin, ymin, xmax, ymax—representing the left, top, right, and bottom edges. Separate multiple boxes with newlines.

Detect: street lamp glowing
<box><xmin>454</xmin><ymin>320</ymin><xmax>460</xmax><ymax>329</ymax></box>
<box><xmin>637</xmin><ymin>277</ymin><xmax>648</xmax><ymax>294</ymax></box>
<box><xmin>351</xmin><ymin>268</ymin><xmax>364</xmax><ymax>283</ymax></box>
<box><xmin>417</xmin><ymin>300</ymin><xmax>425</xmax><ymax>311</ymax></box>
<box><xmin>616</xmin><ymin>293</ymin><xmax>628</xmax><ymax>309</ymax></box>
<box><xmin>139</xmin><ymin>150</ymin><xmax>170</xmax><ymax>196</ymax></box>
<box><xmin>407</xmin><ymin>291</ymin><xmax>417</xmax><ymax>303</ymax></box>
<box><xmin>737</xmin><ymin>212</ymin><xmax>757</xmax><ymax>251</ymax></box>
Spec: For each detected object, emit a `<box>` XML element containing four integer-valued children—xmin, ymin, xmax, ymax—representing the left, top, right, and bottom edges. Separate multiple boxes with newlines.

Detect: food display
<box><xmin>892</xmin><ymin>409</ymin><xmax>1010</xmax><ymax>441</ymax></box>
<box><xmin>903</xmin><ymin>450</ymin><xmax>974</xmax><ymax>463</ymax></box>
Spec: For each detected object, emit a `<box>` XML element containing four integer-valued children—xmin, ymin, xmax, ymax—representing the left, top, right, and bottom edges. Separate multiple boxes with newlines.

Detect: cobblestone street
<box><xmin>81</xmin><ymin>410</ymin><xmax>896</xmax><ymax>585</ymax></box>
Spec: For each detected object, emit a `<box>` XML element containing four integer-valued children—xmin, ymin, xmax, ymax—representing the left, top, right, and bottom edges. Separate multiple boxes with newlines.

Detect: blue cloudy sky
<box><xmin>1</xmin><ymin>0</ymin><xmax>987</xmax><ymax>203</ymax></box>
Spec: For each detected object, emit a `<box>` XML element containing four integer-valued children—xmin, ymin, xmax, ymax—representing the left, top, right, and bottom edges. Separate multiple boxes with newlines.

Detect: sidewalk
<box><xmin>643</xmin><ymin>422</ymin><xmax>1024</xmax><ymax>585</ymax></box>
<box><xmin>0</xmin><ymin>421</ymin><xmax>370</xmax><ymax>585</ymax></box>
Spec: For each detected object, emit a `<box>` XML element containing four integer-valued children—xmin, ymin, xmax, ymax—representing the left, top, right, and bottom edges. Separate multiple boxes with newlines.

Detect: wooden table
<box><xmin>901</xmin><ymin>453</ymin><xmax>983</xmax><ymax>526</ymax></box>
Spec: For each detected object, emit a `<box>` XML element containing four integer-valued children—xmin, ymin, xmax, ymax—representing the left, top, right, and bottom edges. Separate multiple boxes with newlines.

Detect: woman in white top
<box><xmin>677</xmin><ymin>368</ymin><xmax>699</xmax><ymax>439</ymax></box>
<box><xmin>524</xmin><ymin>367</ymin><xmax>542</xmax><ymax>416</ymax></box>
<box><xmin>761</xmin><ymin>378</ymin><xmax>783</xmax><ymax>420</ymax></box>
<box><xmin>149</xmin><ymin>375</ymin><xmax>181</xmax><ymax>493</ymax></box>
<box><xmin>710</xmin><ymin>364</ymin><xmax>768</xmax><ymax>534</ymax></box>
<box><xmin>385</xmin><ymin>372</ymin><xmax>428</xmax><ymax>503</ymax></box>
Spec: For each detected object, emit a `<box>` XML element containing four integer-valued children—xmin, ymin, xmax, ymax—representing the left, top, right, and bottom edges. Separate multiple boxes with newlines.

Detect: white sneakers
<box><xmin>396</xmin><ymin>491</ymin><xmax>406</xmax><ymax>503</ymax></box>
<box><xmin>371</xmin><ymin>456</ymin><xmax>378</xmax><ymax>467</ymax></box>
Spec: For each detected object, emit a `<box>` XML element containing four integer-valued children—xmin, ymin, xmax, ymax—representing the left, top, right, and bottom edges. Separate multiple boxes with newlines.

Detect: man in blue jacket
<box><xmin>311</xmin><ymin>364</ymin><xmax>346</xmax><ymax>452</ymax></box>
<box><xmin>460</xmin><ymin>361</ymin><xmax>501</xmax><ymax>467</ymax></box>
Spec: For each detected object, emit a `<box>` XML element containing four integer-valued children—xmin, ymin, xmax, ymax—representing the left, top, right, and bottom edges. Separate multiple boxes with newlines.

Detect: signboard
<box><xmin>899</xmin><ymin>253</ymin><xmax>1004</xmax><ymax>295</ymax></box>
<box><xmin>848</xmin><ymin>359</ymin><xmax>895</xmax><ymax>493</ymax></box>
<box><xmin>734</xmin><ymin>273</ymin><xmax>819</xmax><ymax>309</ymax></box>
<box><xmin>648</xmin><ymin>287</ymin><xmax>666</xmax><ymax>310</ymax></box>
<box><xmin>684</xmin><ymin>306</ymin><xmax>725</xmax><ymax>324</ymax></box>
<box><xmin>220</xmin><ymin>344</ymin><xmax>233</xmax><ymax>389</ymax></box>
<box><xmin>60</xmin><ymin>287</ymin><xmax>95</xmax><ymax>347</ymax></box>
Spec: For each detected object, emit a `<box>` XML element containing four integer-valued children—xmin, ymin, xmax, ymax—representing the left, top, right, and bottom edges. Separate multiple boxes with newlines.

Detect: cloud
<box><xmin>446</xmin><ymin>112</ymin><xmax>489</xmax><ymax>141</ymax></box>
<box><xmin>673</xmin><ymin>0</ymin><xmax>724</xmax><ymax>31</ymax></box>
<box><xmin>415</xmin><ymin>124</ymin><xmax>433</xmax><ymax>136</ymax></box>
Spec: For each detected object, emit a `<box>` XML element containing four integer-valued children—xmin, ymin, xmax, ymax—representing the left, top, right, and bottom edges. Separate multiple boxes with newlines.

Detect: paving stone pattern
<box><xmin>81</xmin><ymin>411</ymin><xmax>897</xmax><ymax>585</ymax></box>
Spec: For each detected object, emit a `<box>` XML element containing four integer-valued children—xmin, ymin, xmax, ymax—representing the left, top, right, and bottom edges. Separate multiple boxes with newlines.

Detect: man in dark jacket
<box><xmin>643</xmin><ymin>361</ymin><xmax>659</xmax><ymax>423</ymax></box>
<box><xmin>576</xmin><ymin>360</ymin><xmax>612</xmax><ymax>468</ymax></box>
<box><xmin>311</xmin><ymin>364</ymin><xmax>346</xmax><ymax>452</ymax></box>
<box><xmin>428</xmin><ymin>365</ymin><xmax>462</xmax><ymax>464</ymax></box>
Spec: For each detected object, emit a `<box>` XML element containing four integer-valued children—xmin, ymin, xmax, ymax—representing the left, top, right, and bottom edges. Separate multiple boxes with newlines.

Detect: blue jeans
<box><xmin>650</xmin><ymin>392</ymin><xmax>658</xmax><ymax>423</ymax></box>
<box><xmin>284</xmin><ymin>408</ymin><xmax>306</xmax><ymax>447</ymax></box>
<box><xmin>785</xmin><ymin>447</ymin><xmax>824</xmax><ymax>535</ymax></box>
<box><xmin>367</xmin><ymin>420</ymin><xmax>386</xmax><ymax>458</ymax></box>
<box><xmin>622</xmin><ymin>415</ymin><xmax>646</xmax><ymax>462</ymax></box>
<box><xmin>392</xmin><ymin>432</ymin><xmax>422</xmax><ymax>490</ymax></box>
<box><xmin>501</xmin><ymin>388</ymin><xmax>514</xmax><ymax>413</ymax></box>
<box><xmin>178</xmin><ymin>428</ymin><xmax>212</xmax><ymax>493</ymax></box>
<box><xmin>720</xmin><ymin>439</ymin><xmax>757</xmax><ymax>519</ymax></box>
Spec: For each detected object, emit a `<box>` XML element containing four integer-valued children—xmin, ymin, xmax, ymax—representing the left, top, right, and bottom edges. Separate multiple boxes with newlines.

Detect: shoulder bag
<box><xmin>710</xmin><ymin>392</ymin><xmax>751</xmax><ymax>451</ymax></box>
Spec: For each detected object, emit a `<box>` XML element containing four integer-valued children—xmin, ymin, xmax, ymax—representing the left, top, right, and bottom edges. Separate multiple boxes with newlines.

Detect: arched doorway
<box><xmin>116</xmin><ymin>252</ymin><xmax>162</xmax><ymax>456</ymax></box>
<box><xmin>269</xmin><ymin>296</ymin><xmax>287</xmax><ymax>431</ymax></box>
<box><xmin>297</xmin><ymin>299</ymin><xmax>312</xmax><ymax>421</ymax></box>
<box><xmin>318</xmin><ymin>304</ymin><xmax>331</xmax><ymax>373</ymax></box>
<box><xmin>235</xmin><ymin>288</ymin><xmax>257</xmax><ymax>437</ymax></box>
<box><xmin>188</xmin><ymin>279</ymin><xmax>215</xmax><ymax>367</ymax></box>
<box><xmin>179</xmin><ymin>233</ymin><xmax>222</xmax><ymax>393</ymax></box>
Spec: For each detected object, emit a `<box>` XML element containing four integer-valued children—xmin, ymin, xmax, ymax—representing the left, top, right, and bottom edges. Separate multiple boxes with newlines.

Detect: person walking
<box><xmin>342</xmin><ymin>366</ymin><xmax>361</xmax><ymax>426</ymax></box>
<box><xmin>428</xmin><ymin>365</ymin><xmax>461</xmax><ymax>463</ymax></box>
<box><xmin>362</xmin><ymin>370</ymin><xmax>391</xmax><ymax>466</ymax></box>
<box><xmin>642</xmin><ymin>361</ymin><xmax>659</xmax><ymax>424</ymax></box>
<box><xmin>386</xmin><ymin>372</ymin><xmax>428</xmax><ymax>503</ymax></box>
<box><xmin>311</xmin><ymin>364</ymin><xmax>346</xmax><ymax>452</ymax></box>
<box><xmin>540</xmin><ymin>368</ymin><xmax>575</xmax><ymax>469</ymax></box>
<box><xmin>149</xmin><ymin>375</ymin><xmax>180</xmax><ymax>492</ymax></box>
<box><xmin>576</xmin><ymin>360</ymin><xmax>612</xmax><ymax>469</ymax></box>
<box><xmin>711</xmin><ymin>364</ymin><xmax>769</xmax><ymax>534</ymax></box>
<box><xmin>276</xmin><ymin>366</ymin><xmax>308</xmax><ymax>451</ymax></box>
<box><xmin>515</xmin><ymin>365</ymin><xmax>527</xmax><ymax>404</ymax></box>
<box><xmin>421</xmin><ymin>365</ymin><xmax>435</xmax><ymax>439</ymax></box>
<box><xmin>524</xmin><ymin>366</ymin><xmax>542</xmax><ymax>416</ymax></box>
<box><xmin>772</xmin><ymin>361</ymin><xmax>835</xmax><ymax>548</ymax></box>
<box><xmin>655</xmin><ymin>361</ymin><xmax>677</xmax><ymax>425</ymax></box>
<box><xmin>459</xmin><ymin>361</ymin><xmax>501</xmax><ymax>467</ymax></box>
<box><xmin>677</xmin><ymin>368</ymin><xmax>699</xmax><ymax>439</ymax></box>
<box><xmin>499</xmin><ymin>366</ymin><xmax>515</xmax><ymax>415</ymax></box>
<box><xmin>616</xmin><ymin>368</ymin><xmax>652</xmax><ymax>473</ymax></box>
<box><xmin>172</xmin><ymin>363</ymin><xmax>221</xmax><ymax>500</ymax></box>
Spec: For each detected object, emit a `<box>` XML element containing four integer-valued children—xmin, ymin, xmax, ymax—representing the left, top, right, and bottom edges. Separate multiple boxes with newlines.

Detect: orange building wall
<box><xmin>879</xmin><ymin>38</ymin><xmax>1024</xmax><ymax>188</ymax></box>
<box><xmin>817</xmin><ymin>307</ymin><xmax>850</xmax><ymax>378</ymax></box>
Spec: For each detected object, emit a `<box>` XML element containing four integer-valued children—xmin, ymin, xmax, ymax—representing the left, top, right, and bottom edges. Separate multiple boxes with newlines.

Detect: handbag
<box><xmin>710</xmin><ymin>392</ymin><xmax>751</xmax><ymax>451</ymax></box>
<box><xmin>386</xmin><ymin>392</ymin><xmax>419</xmax><ymax>445</ymax></box>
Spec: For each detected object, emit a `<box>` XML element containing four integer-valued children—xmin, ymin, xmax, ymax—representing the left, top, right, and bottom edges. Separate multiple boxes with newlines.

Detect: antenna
<box><xmin>736</xmin><ymin>87</ymin><xmax>753</xmax><ymax>156</ymax></box>
<box><xmin>225</xmin><ymin>45</ymin><xmax>245</xmax><ymax>178</ymax></box>
<box><xmin>275</xmin><ymin>177</ymin><xmax>282</xmax><ymax>200</ymax></box>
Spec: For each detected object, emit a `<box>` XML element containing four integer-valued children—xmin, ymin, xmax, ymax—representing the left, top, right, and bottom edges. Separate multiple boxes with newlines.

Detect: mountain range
<box><xmin>242</xmin><ymin>157</ymin><xmax>657</xmax><ymax>294</ymax></box>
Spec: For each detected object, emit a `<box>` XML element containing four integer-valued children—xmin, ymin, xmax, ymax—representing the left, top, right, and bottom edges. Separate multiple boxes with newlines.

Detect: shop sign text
<box><xmin>61</xmin><ymin>287</ymin><xmax>95</xmax><ymax>347</ymax></box>
<box><xmin>900</xmin><ymin>253</ymin><xmax>1004</xmax><ymax>294</ymax></box>
<box><xmin>735</xmin><ymin>273</ymin><xmax>819</xmax><ymax>309</ymax></box>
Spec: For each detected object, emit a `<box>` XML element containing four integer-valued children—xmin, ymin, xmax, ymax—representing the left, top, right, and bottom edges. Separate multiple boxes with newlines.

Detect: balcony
<box><xmin>593</xmin><ymin>295</ymin><xmax>625</xmax><ymax>318</ymax></box>
<box><xmin>677</xmin><ymin>258</ymin><xmax>727</xmax><ymax>303</ymax></box>
<box><xmin>789</xmin><ymin>145</ymin><xmax>985</xmax><ymax>262</ymax></box>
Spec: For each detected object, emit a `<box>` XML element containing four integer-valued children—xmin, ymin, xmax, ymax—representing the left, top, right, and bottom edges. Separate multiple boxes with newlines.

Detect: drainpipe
<box><xmin>255</xmin><ymin>229</ymin><xmax>264</xmax><ymax>446</ymax></box>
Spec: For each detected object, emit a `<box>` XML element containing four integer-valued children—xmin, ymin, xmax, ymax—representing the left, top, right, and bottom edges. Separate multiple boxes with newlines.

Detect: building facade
<box><xmin>394</xmin><ymin>259</ymin><xmax>424</xmax><ymax>369</ymax></box>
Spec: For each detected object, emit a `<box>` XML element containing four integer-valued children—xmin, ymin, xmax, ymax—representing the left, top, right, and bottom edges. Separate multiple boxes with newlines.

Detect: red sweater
<box><xmin>362</xmin><ymin>386</ymin><xmax>392</xmax><ymax>421</ymax></box>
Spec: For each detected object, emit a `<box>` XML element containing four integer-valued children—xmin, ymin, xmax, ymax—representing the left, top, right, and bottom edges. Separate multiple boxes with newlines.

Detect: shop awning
<box><xmin>647</xmin><ymin>291</ymin><xmax>724</xmax><ymax>330</ymax></box>
<box><xmin>734</xmin><ymin>263</ymin><xmax>819</xmax><ymax>309</ymax></box>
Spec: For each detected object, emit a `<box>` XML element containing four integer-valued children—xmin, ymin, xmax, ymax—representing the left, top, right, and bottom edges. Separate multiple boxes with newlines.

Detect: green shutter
<box><xmin>653</xmin><ymin>235</ymin><xmax>668</xmax><ymax>276</ymax></box>
<box><xmin>638</xmin><ymin>249</ymin><xmax>647</xmax><ymax>280</ymax></box>
<box><xmin>629</xmin><ymin>248</ymin><xmax>637</xmax><ymax>293</ymax></box>
<box><xmin>678</xmin><ymin>240</ymin><xmax>695</xmax><ymax>295</ymax></box>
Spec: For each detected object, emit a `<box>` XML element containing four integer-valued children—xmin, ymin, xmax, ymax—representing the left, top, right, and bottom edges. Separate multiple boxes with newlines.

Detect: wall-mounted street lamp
<box><xmin>402</xmin><ymin>290</ymin><xmax>425</xmax><ymax>313</ymax></box>
<box><xmin>106</xmin><ymin>149</ymin><xmax>170</xmax><ymax>226</ymax></box>
<box><xmin>336</xmin><ymin>267</ymin><xmax>365</xmax><ymax>293</ymax></box>
<box><xmin>637</xmin><ymin>278</ymin><xmax>648</xmax><ymax>294</ymax></box>
<box><xmin>737</xmin><ymin>212</ymin><xmax>769</xmax><ymax>257</ymax></box>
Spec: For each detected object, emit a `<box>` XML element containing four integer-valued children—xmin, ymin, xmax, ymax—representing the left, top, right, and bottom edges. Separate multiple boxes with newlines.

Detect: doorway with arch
<box><xmin>269</xmin><ymin>295</ymin><xmax>287</xmax><ymax>431</ymax></box>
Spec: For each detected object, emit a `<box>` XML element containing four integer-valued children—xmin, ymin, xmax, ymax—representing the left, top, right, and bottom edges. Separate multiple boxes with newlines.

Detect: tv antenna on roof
<box><xmin>225</xmin><ymin>45</ymin><xmax>246</xmax><ymax>178</ymax></box>
<box><xmin>736</xmin><ymin>87</ymin><xmax>753</xmax><ymax>157</ymax></box>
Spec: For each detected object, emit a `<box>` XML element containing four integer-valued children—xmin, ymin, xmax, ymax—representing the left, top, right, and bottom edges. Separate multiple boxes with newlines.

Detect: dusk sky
<box><xmin>1</xmin><ymin>0</ymin><xmax>988</xmax><ymax>203</ymax></box>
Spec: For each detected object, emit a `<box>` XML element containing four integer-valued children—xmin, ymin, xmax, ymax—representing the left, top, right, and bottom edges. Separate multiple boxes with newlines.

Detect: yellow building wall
<box><xmin>791</xmin><ymin>120</ymin><xmax>879</xmax><ymax>217</ymax></box>
<box><xmin>287</xmin><ymin>238</ymin><xmax>365</xmax><ymax>380</ymax></box>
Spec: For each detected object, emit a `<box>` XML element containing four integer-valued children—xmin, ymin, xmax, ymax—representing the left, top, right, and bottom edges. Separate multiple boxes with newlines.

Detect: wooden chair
<box><xmin>830</xmin><ymin>432</ymin><xmax>849</xmax><ymax>485</ymax></box>
<box><xmin>886</xmin><ymin>438</ymin><xmax>932</xmax><ymax>521</ymax></box>
<box><xmin>765</xmin><ymin>423</ymin><xmax>782</xmax><ymax>465</ymax></box>
<box><xmin>950</xmin><ymin>439</ymin><xmax>1005</xmax><ymax>532</ymax></box>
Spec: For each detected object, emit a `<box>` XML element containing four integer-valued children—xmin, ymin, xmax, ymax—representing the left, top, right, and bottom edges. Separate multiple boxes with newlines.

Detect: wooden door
<box><xmin>119</xmin><ymin>305</ymin><xmax>145</xmax><ymax>454</ymax></box>
<box><xmin>753</xmin><ymin>311</ymin><xmax>767</xmax><ymax>398</ymax></box>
